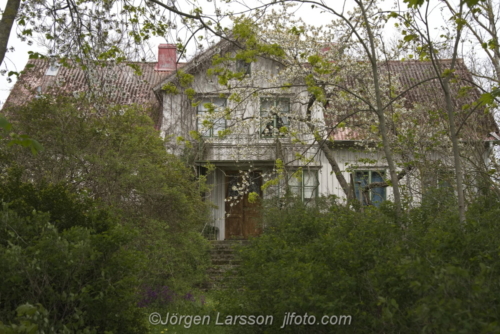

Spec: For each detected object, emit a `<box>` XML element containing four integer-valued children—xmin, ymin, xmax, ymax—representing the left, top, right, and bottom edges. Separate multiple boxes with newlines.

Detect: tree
<box><xmin>0</xmin><ymin>114</ymin><xmax>41</xmax><ymax>153</ymax></box>
<box><xmin>0</xmin><ymin>0</ymin><xmax>235</xmax><ymax>73</ymax></box>
<box><xmin>3</xmin><ymin>96</ymin><xmax>211</xmax><ymax>291</ymax></box>
<box><xmin>387</xmin><ymin>0</ymin><xmax>498</xmax><ymax>223</ymax></box>
<box><xmin>441</xmin><ymin>0</ymin><xmax>500</xmax><ymax>85</ymax></box>
<box><xmin>0</xmin><ymin>0</ymin><xmax>21</xmax><ymax>71</ymax></box>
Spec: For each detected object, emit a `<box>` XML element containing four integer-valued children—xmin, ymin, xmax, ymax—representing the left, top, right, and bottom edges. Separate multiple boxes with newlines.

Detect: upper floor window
<box><xmin>260</xmin><ymin>97</ymin><xmax>290</xmax><ymax>137</ymax></box>
<box><xmin>353</xmin><ymin>170</ymin><xmax>386</xmax><ymax>207</ymax></box>
<box><xmin>197</xmin><ymin>98</ymin><xmax>226</xmax><ymax>137</ymax></box>
<box><xmin>236</xmin><ymin>59</ymin><xmax>251</xmax><ymax>76</ymax></box>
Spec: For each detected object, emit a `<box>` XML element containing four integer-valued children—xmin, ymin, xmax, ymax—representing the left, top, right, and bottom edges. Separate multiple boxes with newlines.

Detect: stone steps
<box><xmin>204</xmin><ymin>240</ymin><xmax>249</xmax><ymax>290</ymax></box>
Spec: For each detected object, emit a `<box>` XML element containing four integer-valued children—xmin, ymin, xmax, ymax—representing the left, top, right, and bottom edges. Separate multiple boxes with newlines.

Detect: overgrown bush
<box><xmin>221</xmin><ymin>196</ymin><xmax>500</xmax><ymax>333</ymax></box>
<box><xmin>1</xmin><ymin>96</ymin><xmax>213</xmax><ymax>332</ymax></box>
<box><xmin>3</xmin><ymin>96</ymin><xmax>211</xmax><ymax>292</ymax></box>
<box><xmin>0</xmin><ymin>171</ymin><xmax>148</xmax><ymax>333</ymax></box>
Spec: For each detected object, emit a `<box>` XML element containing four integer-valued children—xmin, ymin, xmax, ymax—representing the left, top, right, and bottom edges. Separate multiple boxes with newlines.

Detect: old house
<box><xmin>153</xmin><ymin>41</ymin><xmax>499</xmax><ymax>240</ymax></box>
<box><xmin>4</xmin><ymin>41</ymin><xmax>499</xmax><ymax>241</ymax></box>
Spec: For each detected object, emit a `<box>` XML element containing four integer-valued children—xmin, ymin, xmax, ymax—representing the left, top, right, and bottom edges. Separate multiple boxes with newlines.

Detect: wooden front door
<box><xmin>225</xmin><ymin>172</ymin><xmax>262</xmax><ymax>239</ymax></box>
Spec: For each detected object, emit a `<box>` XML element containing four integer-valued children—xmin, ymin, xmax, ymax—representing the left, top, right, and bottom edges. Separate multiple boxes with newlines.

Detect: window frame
<box><xmin>265</xmin><ymin>169</ymin><xmax>319</xmax><ymax>202</ymax></box>
<box><xmin>422</xmin><ymin>168</ymin><xmax>454</xmax><ymax>195</ymax></box>
<box><xmin>236</xmin><ymin>59</ymin><xmax>251</xmax><ymax>76</ymax></box>
<box><xmin>353</xmin><ymin>170</ymin><xmax>386</xmax><ymax>207</ymax></box>
<box><xmin>197</xmin><ymin>97</ymin><xmax>227</xmax><ymax>138</ymax></box>
<box><xmin>289</xmin><ymin>169</ymin><xmax>319</xmax><ymax>202</ymax></box>
<box><xmin>260</xmin><ymin>97</ymin><xmax>290</xmax><ymax>138</ymax></box>
<box><xmin>45</xmin><ymin>58</ymin><xmax>61</xmax><ymax>76</ymax></box>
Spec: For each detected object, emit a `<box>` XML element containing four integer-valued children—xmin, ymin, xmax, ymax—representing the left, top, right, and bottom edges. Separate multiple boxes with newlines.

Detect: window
<box><xmin>353</xmin><ymin>170</ymin><xmax>386</xmax><ymax>207</ymax></box>
<box><xmin>260</xmin><ymin>97</ymin><xmax>290</xmax><ymax>137</ymax></box>
<box><xmin>197</xmin><ymin>98</ymin><xmax>226</xmax><ymax>137</ymax></box>
<box><xmin>236</xmin><ymin>59</ymin><xmax>251</xmax><ymax>76</ymax></box>
<box><xmin>422</xmin><ymin>169</ymin><xmax>454</xmax><ymax>193</ymax></box>
<box><xmin>289</xmin><ymin>170</ymin><xmax>319</xmax><ymax>201</ymax></box>
<box><xmin>45</xmin><ymin>59</ymin><xmax>60</xmax><ymax>76</ymax></box>
<box><xmin>265</xmin><ymin>169</ymin><xmax>319</xmax><ymax>202</ymax></box>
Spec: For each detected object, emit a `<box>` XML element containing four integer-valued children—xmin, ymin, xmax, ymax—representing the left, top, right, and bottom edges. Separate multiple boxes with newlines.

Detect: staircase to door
<box><xmin>205</xmin><ymin>240</ymin><xmax>248</xmax><ymax>290</ymax></box>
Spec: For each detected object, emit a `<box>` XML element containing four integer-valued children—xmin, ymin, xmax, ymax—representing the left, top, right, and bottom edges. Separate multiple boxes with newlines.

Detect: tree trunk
<box><xmin>443</xmin><ymin>78</ymin><xmax>467</xmax><ymax>223</ymax></box>
<box><xmin>305</xmin><ymin>94</ymin><xmax>355</xmax><ymax>202</ymax></box>
<box><xmin>357</xmin><ymin>0</ymin><xmax>403</xmax><ymax>220</ymax></box>
<box><xmin>425</xmin><ymin>0</ymin><xmax>468</xmax><ymax>223</ymax></box>
<box><xmin>0</xmin><ymin>0</ymin><xmax>21</xmax><ymax>68</ymax></box>
<box><xmin>319</xmin><ymin>140</ymin><xmax>355</xmax><ymax>201</ymax></box>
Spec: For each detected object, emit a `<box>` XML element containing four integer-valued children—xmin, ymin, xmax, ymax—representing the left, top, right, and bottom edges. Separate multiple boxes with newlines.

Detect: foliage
<box><xmin>0</xmin><ymin>171</ymin><xmax>148</xmax><ymax>334</ymax></box>
<box><xmin>220</xmin><ymin>195</ymin><xmax>500</xmax><ymax>333</ymax></box>
<box><xmin>146</xmin><ymin>290</ymin><xmax>230</xmax><ymax>334</ymax></box>
<box><xmin>3</xmin><ymin>95</ymin><xmax>211</xmax><ymax>293</ymax></box>
<box><xmin>0</xmin><ymin>0</ymin><xmax>230</xmax><ymax>75</ymax></box>
<box><xmin>0</xmin><ymin>303</ymin><xmax>51</xmax><ymax>334</ymax></box>
<box><xmin>0</xmin><ymin>114</ymin><xmax>42</xmax><ymax>154</ymax></box>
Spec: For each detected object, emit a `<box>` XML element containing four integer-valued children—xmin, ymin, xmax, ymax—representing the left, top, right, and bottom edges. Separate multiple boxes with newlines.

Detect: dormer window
<box><xmin>45</xmin><ymin>59</ymin><xmax>60</xmax><ymax>76</ymax></box>
<box><xmin>35</xmin><ymin>86</ymin><xmax>42</xmax><ymax>98</ymax></box>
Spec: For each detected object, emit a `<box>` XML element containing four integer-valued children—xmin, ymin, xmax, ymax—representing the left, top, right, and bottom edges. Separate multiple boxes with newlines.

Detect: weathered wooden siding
<box><xmin>316</xmin><ymin>149</ymin><xmax>393</xmax><ymax>201</ymax></box>
<box><xmin>205</xmin><ymin>168</ymin><xmax>226</xmax><ymax>240</ymax></box>
<box><xmin>160</xmin><ymin>53</ymin><xmax>314</xmax><ymax>156</ymax></box>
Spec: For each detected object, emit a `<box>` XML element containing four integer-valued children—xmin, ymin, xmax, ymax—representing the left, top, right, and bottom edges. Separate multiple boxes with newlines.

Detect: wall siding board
<box><xmin>205</xmin><ymin>168</ymin><xmax>226</xmax><ymax>240</ymax></box>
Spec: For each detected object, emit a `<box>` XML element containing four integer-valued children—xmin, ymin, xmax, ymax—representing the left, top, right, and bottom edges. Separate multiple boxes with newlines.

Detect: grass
<box><xmin>145</xmin><ymin>291</ymin><xmax>231</xmax><ymax>334</ymax></box>
<box><xmin>149</xmin><ymin>319</ymin><xmax>231</xmax><ymax>334</ymax></box>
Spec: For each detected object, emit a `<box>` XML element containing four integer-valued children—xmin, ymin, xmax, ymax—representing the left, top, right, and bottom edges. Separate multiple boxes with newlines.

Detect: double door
<box><xmin>225</xmin><ymin>171</ymin><xmax>262</xmax><ymax>239</ymax></box>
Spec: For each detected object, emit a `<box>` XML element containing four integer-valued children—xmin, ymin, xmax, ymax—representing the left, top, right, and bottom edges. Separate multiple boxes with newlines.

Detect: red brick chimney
<box><xmin>155</xmin><ymin>44</ymin><xmax>177</xmax><ymax>71</ymax></box>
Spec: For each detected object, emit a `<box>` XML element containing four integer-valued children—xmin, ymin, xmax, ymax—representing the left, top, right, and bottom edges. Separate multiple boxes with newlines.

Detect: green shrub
<box><xmin>221</xmin><ymin>197</ymin><xmax>500</xmax><ymax>333</ymax></box>
<box><xmin>0</xmin><ymin>303</ymin><xmax>53</xmax><ymax>334</ymax></box>
<box><xmin>0</xmin><ymin>174</ymin><xmax>148</xmax><ymax>334</ymax></box>
<box><xmin>3</xmin><ymin>96</ymin><xmax>211</xmax><ymax>293</ymax></box>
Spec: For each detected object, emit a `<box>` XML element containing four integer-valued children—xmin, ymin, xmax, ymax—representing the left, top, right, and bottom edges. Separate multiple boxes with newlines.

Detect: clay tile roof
<box><xmin>330</xmin><ymin>127</ymin><xmax>363</xmax><ymax>141</ymax></box>
<box><xmin>3</xmin><ymin>59</ymin><xmax>176</xmax><ymax>109</ymax></box>
<box><xmin>328</xmin><ymin>59</ymin><xmax>499</xmax><ymax>141</ymax></box>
